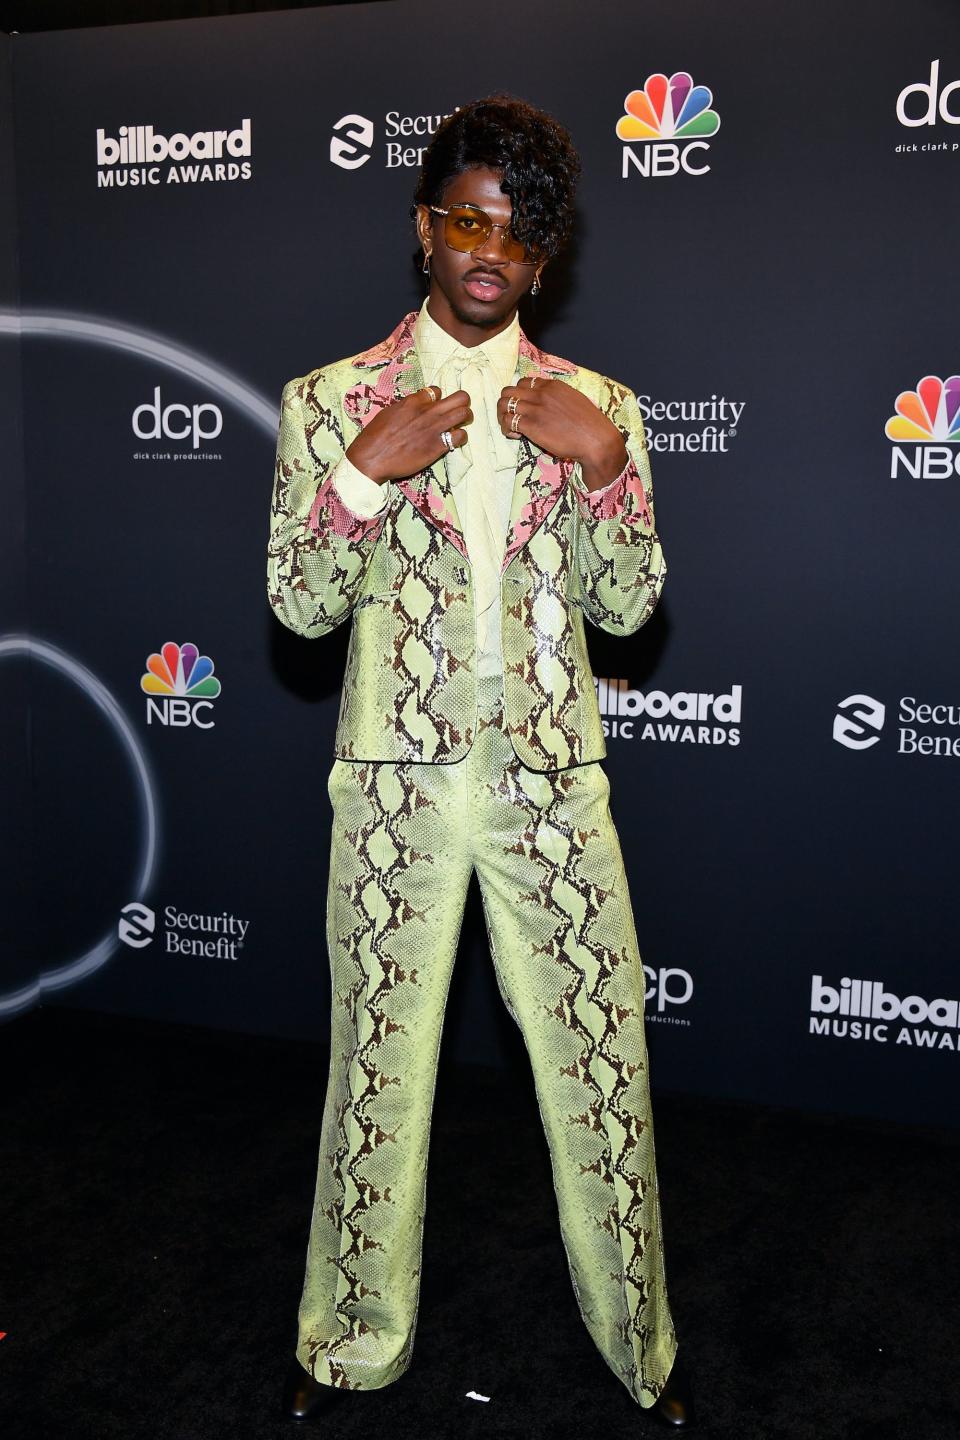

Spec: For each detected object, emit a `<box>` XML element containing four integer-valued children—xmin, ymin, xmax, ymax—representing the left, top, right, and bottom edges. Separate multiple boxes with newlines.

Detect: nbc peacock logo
<box><xmin>140</xmin><ymin>641</ymin><xmax>221</xmax><ymax>729</ymax></box>
<box><xmin>617</xmin><ymin>72</ymin><xmax>721</xmax><ymax>180</ymax></box>
<box><xmin>885</xmin><ymin>375</ymin><xmax>960</xmax><ymax>479</ymax></box>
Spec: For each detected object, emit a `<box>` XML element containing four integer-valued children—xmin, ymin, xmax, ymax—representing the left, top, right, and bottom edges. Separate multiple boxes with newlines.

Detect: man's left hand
<box><xmin>496</xmin><ymin>377</ymin><xmax>628</xmax><ymax>492</ymax></box>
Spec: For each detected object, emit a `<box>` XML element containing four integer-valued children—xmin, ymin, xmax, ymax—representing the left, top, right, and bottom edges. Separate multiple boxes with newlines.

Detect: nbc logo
<box><xmin>885</xmin><ymin>375</ymin><xmax>960</xmax><ymax>478</ymax></box>
<box><xmin>141</xmin><ymin>641</ymin><xmax>221</xmax><ymax>729</ymax></box>
<box><xmin>617</xmin><ymin>72</ymin><xmax>720</xmax><ymax>179</ymax></box>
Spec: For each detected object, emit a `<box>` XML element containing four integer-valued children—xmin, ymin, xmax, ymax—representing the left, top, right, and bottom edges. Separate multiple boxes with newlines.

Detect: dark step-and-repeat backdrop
<box><xmin>1</xmin><ymin>1</ymin><xmax>958</xmax><ymax>1127</ymax></box>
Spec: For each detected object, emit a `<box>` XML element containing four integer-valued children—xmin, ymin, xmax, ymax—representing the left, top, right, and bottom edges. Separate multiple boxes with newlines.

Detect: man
<box><xmin>268</xmin><ymin>96</ymin><xmax>694</xmax><ymax>1429</ymax></box>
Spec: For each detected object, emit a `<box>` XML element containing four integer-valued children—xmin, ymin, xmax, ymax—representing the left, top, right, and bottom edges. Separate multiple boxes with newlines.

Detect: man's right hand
<box><xmin>344</xmin><ymin>386</ymin><xmax>473</xmax><ymax>484</ymax></box>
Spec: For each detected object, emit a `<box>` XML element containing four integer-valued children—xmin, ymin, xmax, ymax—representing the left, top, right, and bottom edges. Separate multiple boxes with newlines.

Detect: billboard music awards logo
<box><xmin>96</xmin><ymin>119</ymin><xmax>252</xmax><ymax>188</ymax></box>
<box><xmin>885</xmin><ymin>374</ymin><xmax>960</xmax><ymax>478</ymax></box>
<box><xmin>617</xmin><ymin>72</ymin><xmax>720</xmax><ymax>178</ymax></box>
<box><xmin>809</xmin><ymin>974</ymin><xmax>960</xmax><ymax>1054</ymax></box>
<box><xmin>833</xmin><ymin>693</ymin><xmax>960</xmax><ymax>758</ymax></box>
<box><xmin>638</xmin><ymin>394</ymin><xmax>746</xmax><ymax>455</ymax></box>
<box><xmin>119</xmin><ymin>901</ymin><xmax>249</xmax><ymax>960</ymax></box>
<box><xmin>141</xmin><ymin>642</ymin><xmax>221</xmax><ymax>729</ymax></box>
<box><xmin>596</xmin><ymin>678</ymin><xmax>741</xmax><ymax>745</ymax></box>
<box><xmin>330</xmin><ymin>107</ymin><xmax>457</xmax><ymax>170</ymax></box>
<box><xmin>895</xmin><ymin>59</ymin><xmax>960</xmax><ymax>157</ymax></box>
<box><xmin>132</xmin><ymin>387</ymin><xmax>223</xmax><ymax>462</ymax></box>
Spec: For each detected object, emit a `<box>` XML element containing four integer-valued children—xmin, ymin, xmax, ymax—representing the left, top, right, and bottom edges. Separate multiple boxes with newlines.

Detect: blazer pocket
<box><xmin>356</xmin><ymin>543</ymin><xmax>402</xmax><ymax>603</ymax></box>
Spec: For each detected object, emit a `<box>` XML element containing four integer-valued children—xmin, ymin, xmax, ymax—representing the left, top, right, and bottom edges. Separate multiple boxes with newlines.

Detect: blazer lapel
<box><xmin>501</xmin><ymin>335</ymin><xmax>579</xmax><ymax>571</ymax></box>
<box><xmin>342</xmin><ymin>312</ymin><xmax>466</xmax><ymax>558</ymax></box>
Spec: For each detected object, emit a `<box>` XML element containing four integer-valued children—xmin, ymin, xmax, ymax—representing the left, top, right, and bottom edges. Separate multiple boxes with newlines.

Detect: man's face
<box><xmin>416</xmin><ymin>165</ymin><xmax>543</xmax><ymax>344</ymax></box>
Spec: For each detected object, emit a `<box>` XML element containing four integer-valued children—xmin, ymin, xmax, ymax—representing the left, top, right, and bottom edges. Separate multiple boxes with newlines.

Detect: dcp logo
<box><xmin>896</xmin><ymin>60</ymin><xmax>960</xmax><ymax>127</ymax></box>
<box><xmin>133</xmin><ymin>387</ymin><xmax>223</xmax><ymax>450</ymax></box>
<box><xmin>833</xmin><ymin>695</ymin><xmax>885</xmax><ymax>750</ymax></box>
<box><xmin>644</xmin><ymin>965</ymin><xmax>693</xmax><ymax>1011</ymax></box>
<box><xmin>119</xmin><ymin>902</ymin><xmax>155</xmax><ymax>948</ymax></box>
<box><xmin>330</xmin><ymin>114</ymin><xmax>374</xmax><ymax>170</ymax></box>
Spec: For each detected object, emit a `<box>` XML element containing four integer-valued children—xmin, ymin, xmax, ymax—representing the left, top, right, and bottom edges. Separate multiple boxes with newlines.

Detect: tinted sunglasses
<box><xmin>428</xmin><ymin>203</ymin><xmax>542</xmax><ymax>266</ymax></box>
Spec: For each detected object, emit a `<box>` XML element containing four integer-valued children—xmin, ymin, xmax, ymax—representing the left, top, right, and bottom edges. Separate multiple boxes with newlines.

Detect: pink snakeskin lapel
<box><xmin>341</xmin><ymin>313</ymin><xmax>581</xmax><ymax>568</ymax></box>
<box><xmin>343</xmin><ymin>312</ymin><xmax>466</xmax><ymax>557</ymax></box>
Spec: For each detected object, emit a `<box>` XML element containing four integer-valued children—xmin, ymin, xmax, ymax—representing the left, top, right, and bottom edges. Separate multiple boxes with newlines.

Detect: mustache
<box><xmin>464</xmin><ymin>266</ymin><xmax>508</xmax><ymax>288</ymax></box>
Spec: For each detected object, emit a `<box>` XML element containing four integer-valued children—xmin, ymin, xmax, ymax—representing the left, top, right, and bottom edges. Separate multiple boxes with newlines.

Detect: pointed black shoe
<box><xmin>650</xmin><ymin>1354</ymin><xmax>697</xmax><ymax>1429</ymax></box>
<box><xmin>281</xmin><ymin>1359</ymin><xmax>353</xmax><ymax>1424</ymax></box>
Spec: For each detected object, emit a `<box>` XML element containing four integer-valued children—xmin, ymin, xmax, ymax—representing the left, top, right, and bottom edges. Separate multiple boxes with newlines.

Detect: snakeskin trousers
<box><xmin>295</xmin><ymin>673</ymin><xmax>678</xmax><ymax>1407</ymax></box>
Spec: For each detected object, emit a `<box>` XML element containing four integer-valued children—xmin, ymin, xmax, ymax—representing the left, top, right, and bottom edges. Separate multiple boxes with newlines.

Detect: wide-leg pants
<box><xmin>295</xmin><ymin>673</ymin><xmax>678</xmax><ymax>1407</ymax></box>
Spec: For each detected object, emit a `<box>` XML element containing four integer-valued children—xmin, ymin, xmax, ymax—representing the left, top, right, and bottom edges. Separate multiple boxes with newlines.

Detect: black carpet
<box><xmin>1</xmin><ymin>1005</ymin><xmax>958</xmax><ymax>1440</ymax></box>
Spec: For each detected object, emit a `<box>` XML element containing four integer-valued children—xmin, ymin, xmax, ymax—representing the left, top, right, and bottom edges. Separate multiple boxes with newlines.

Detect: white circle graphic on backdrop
<box><xmin>0</xmin><ymin>308</ymin><xmax>278</xmax><ymax>434</ymax></box>
<box><xmin>0</xmin><ymin>637</ymin><xmax>159</xmax><ymax>1019</ymax></box>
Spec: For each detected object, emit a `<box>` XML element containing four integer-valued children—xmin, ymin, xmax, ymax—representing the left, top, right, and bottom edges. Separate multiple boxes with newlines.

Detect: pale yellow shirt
<box><xmin>334</xmin><ymin>299</ymin><xmax>521</xmax><ymax>679</ymax></box>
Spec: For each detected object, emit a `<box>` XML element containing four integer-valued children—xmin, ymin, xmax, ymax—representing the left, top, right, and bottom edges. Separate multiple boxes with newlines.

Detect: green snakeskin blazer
<box><xmin>267</xmin><ymin>311</ymin><xmax>665</xmax><ymax>771</ymax></box>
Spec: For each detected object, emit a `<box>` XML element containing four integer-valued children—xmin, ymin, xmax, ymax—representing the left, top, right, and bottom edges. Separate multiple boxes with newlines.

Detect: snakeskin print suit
<box><xmin>267</xmin><ymin>312</ymin><xmax>678</xmax><ymax>1407</ymax></box>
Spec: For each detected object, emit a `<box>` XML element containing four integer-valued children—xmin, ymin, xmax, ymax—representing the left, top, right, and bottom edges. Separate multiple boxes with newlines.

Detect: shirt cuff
<box><xmin>578</xmin><ymin>468</ymin><xmax>621</xmax><ymax>497</ymax></box>
<box><xmin>330</xmin><ymin>454</ymin><xmax>389</xmax><ymax>518</ymax></box>
<box><xmin>572</xmin><ymin>450</ymin><xmax>654</xmax><ymax>528</ymax></box>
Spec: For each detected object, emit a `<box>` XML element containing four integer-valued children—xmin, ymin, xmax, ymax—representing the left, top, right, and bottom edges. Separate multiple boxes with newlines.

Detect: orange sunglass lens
<box><xmin>505</xmin><ymin>239</ymin><xmax>537</xmax><ymax>263</ymax></box>
<box><xmin>443</xmin><ymin>207</ymin><xmax>488</xmax><ymax>250</ymax></box>
<box><xmin>443</xmin><ymin>207</ymin><xmax>537</xmax><ymax>264</ymax></box>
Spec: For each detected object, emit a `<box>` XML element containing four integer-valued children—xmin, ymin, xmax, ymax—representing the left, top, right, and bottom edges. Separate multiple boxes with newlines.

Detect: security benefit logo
<box><xmin>638</xmin><ymin>393</ymin><xmax>746</xmax><ymax>456</ymax></box>
<box><xmin>141</xmin><ymin>641</ymin><xmax>221</xmax><ymax>729</ymax></box>
<box><xmin>117</xmin><ymin>901</ymin><xmax>155</xmax><ymax>949</ymax></box>
<box><xmin>119</xmin><ymin>902</ymin><xmax>249</xmax><ymax>961</ymax></box>
<box><xmin>810</xmin><ymin>975</ymin><xmax>960</xmax><ymax>1054</ymax></box>
<box><xmin>96</xmin><ymin>119</ymin><xmax>252</xmax><ymax>188</ymax></box>
<box><xmin>833</xmin><ymin>693</ymin><xmax>960</xmax><ymax>758</ymax></box>
<box><xmin>832</xmin><ymin>695</ymin><xmax>885</xmax><ymax>751</ymax></box>
<box><xmin>885</xmin><ymin>374</ymin><xmax>960</xmax><ymax>479</ymax></box>
<box><xmin>596</xmin><ymin>677</ymin><xmax>741</xmax><ymax>746</ymax></box>
<box><xmin>132</xmin><ymin>388</ymin><xmax>223</xmax><ymax>464</ymax></box>
<box><xmin>617</xmin><ymin>72</ymin><xmax>721</xmax><ymax>179</ymax></box>
<box><xmin>895</xmin><ymin>59</ymin><xmax>960</xmax><ymax>157</ymax></box>
<box><xmin>330</xmin><ymin>114</ymin><xmax>374</xmax><ymax>169</ymax></box>
<box><xmin>330</xmin><ymin>107</ymin><xmax>457</xmax><ymax>171</ymax></box>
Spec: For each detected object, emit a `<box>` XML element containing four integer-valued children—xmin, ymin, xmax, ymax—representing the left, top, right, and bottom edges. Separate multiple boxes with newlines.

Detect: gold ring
<box><xmin>424</xmin><ymin>385</ymin><xmax>439</xmax><ymax>402</ymax></box>
<box><xmin>510</xmin><ymin>411</ymin><xmax>521</xmax><ymax>433</ymax></box>
<box><xmin>506</xmin><ymin>397</ymin><xmax>519</xmax><ymax>414</ymax></box>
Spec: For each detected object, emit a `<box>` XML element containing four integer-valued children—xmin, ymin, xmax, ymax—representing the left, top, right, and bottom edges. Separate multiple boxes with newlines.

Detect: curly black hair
<box><xmin>411</xmin><ymin>95</ymin><xmax>581</xmax><ymax>260</ymax></box>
